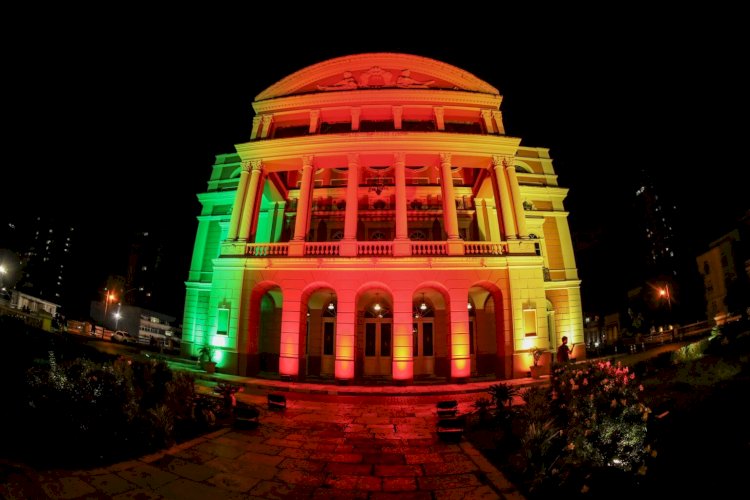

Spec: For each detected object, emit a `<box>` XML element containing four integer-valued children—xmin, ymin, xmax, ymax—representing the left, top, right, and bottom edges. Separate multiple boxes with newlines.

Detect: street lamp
<box><xmin>114</xmin><ymin>303</ymin><xmax>122</xmax><ymax>330</ymax></box>
<box><xmin>103</xmin><ymin>288</ymin><xmax>117</xmax><ymax>326</ymax></box>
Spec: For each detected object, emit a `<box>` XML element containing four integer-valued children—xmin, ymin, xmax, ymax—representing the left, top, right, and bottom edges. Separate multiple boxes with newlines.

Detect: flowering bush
<box><xmin>520</xmin><ymin>360</ymin><xmax>654</xmax><ymax>497</ymax></box>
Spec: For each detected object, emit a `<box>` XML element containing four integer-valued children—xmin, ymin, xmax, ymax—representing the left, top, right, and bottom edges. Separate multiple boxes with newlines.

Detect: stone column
<box><xmin>351</xmin><ymin>108</ymin><xmax>361</xmax><ymax>131</ymax></box>
<box><xmin>505</xmin><ymin>157</ymin><xmax>527</xmax><ymax>237</ymax></box>
<box><xmin>289</xmin><ymin>156</ymin><xmax>314</xmax><ymax>256</ymax></box>
<box><xmin>340</xmin><ymin>154</ymin><xmax>360</xmax><ymax>257</ymax></box>
<box><xmin>393</xmin><ymin>152</ymin><xmax>411</xmax><ymax>256</ymax></box>
<box><xmin>449</xmin><ymin>289</ymin><xmax>471</xmax><ymax>381</ymax></box>
<box><xmin>492</xmin><ymin>155</ymin><xmax>516</xmax><ymax>239</ymax></box>
<box><xmin>238</xmin><ymin>160</ymin><xmax>263</xmax><ymax>240</ymax></box>
<box><xmin>278</xmin><ymin>289</ymin><xmax>302</xmax><ymax>380</ymax></box>
<box><xmin>440</xmin><ymin>153</ymin><xmax>464</xmax><ymax>255</ymax></box>
<box><xmin>391</xmin><ymin>291</ymin><xmax>414</xmax><ymax>383</ymax></box>
<box><xmin>227</xmin><ymin>161</ymin><xmax>252</xmax><ymax>240</ymax></box>
<box><xmin>335</xmin><ymin>298</ymin><xmax>355</xmax><ymax>382</ymax></box>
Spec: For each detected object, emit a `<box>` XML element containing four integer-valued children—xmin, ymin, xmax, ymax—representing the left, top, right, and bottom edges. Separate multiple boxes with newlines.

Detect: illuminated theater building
<box><xmin>182</xmin><ymin>53</ymin><xmax>583</xmax><ymax>383</ymax></box>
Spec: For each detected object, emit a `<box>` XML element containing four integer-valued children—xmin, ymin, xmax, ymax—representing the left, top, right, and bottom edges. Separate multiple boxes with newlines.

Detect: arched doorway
<box><xmin>305</xmin><ymin>288</ymin><xmax>337</xmax><ymax>378</ymax></box>
<box><xmin>360</xmin><ymin>292</ymin><xmax>393</xmax><ymax>378</ymax></box>
<box><xmin>469</xmin><ymin>283</ymin><xmax>506</xmax><ymax>378</ymax></box>
<box><xmin>257</xmin><ymin>287</ymin><xmax>282</xmax><ymax>375</ymax></box>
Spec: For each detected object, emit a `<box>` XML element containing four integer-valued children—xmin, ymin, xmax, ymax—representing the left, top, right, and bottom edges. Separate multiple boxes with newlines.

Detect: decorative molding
<box><xmin>253</xmin><ymin>89</ymin><xmax>501</xmax><ymax>114</ymax></box>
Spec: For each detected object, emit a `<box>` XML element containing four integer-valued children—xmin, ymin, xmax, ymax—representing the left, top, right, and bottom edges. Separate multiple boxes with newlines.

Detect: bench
<box><xmin>436</xmin><ymin>400</ymin><xmax>458</xmax><ymax>418</ymax></box>
<box><xmin>267</xmin><ymin>393</ymin><xmax>287</xmax><ymax>409</ymax></box>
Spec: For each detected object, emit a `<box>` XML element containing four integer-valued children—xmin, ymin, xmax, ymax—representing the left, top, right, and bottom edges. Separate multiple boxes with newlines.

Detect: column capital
<box><xmin>393</xmin><ymin>152</ymin><xmax>406</xmax><ymax>164</ymax></box>
<box><xmin>439</xmin><ymin>152</ymin><xmax>452</xmax><ymax>165</ymax></box>
<box><xmin>347</xmin><ymin>153</ymin><xmax>359</xmax><ymax>165</ymax></box>
<box><xmin>247</xmin><ymin>159</ymin><xmax>263</xmax><ymax>172</ymax></box>
<box><xmin>261</xmin><ymin>114</ymin><xmax>273</xmax><ymax>125</ymax></box>
<box><xmin>492</xmin><ymin>155</ymin><xmax>514</xmax><ymax>168</ymax></box>
<box><xmin>480</xmin><ymin>109</ymin><xmax>492</xmax><ymax>119</ymax></box>
<box><xmin>301</xmin><ymin>155</ymin><xmax>314</xmax><ymax>168</ymax></box>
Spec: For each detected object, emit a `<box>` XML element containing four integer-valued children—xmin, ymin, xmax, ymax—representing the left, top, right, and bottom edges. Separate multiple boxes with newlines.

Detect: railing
<box><xmin>305</xmin><ymin>242</ymin><xmax>340</xmax><ymax>256</ymax></box>
<box><xmin>411</xmin><ymin>241</ymin><xmax>447</xmax><ymax>255</ymax></box>
<box><xmin>241</xmin><ymin>240</ymin><xmax>540</xmax><ymax>258</ymax></box>
<box><xmin>464</xmin><ymin>242</ymin><xmax>507</xmax><ymax>255</ymax></box>
<box><xmin>358</xmin><ymin>241</ymin><xmax>393</xmax><ymax>256</ymax></box>
<box><xmin>246</xmin><ymin>243</ymin><xmax>289</xmax><ymax>257</ymax></box>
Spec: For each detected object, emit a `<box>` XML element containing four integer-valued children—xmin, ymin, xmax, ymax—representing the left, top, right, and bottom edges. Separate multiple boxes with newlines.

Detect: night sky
<box><xmin>3</xmin><ymin>17</ymin><xmax>747</xmax><ymax>319</ymax></box>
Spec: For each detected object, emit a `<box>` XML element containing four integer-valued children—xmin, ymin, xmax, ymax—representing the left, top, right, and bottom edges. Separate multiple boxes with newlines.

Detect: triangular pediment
<box><xmin>256</xmin><ymin>53</ymin><xmax>499</xmax><ymax>101</ymax></box>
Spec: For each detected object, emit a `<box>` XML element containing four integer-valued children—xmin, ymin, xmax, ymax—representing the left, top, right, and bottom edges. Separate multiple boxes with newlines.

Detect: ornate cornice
<box><xmin>252</xmin><ymin>89</ymin><xmax>501</xmax><ymax>114</ymax></box>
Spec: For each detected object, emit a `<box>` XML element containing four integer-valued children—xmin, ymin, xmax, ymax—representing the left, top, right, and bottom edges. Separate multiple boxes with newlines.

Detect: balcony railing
<box><xmin>305</xmin><ymin>242</ymin><xmax>340</xmax><ymax>256</ymax></box>
<box><xmin>246</xmin><ymin>243</ymin><xmax>289</xmax><ymax>257</ymax></box>
<box><xmin>464</xmin><ymin>242</ymin><xmax>507</xmax><ymax>255</ymax></box>
<box><xmin>411</xmin><ymin>241</ymin><xmax>447</xmax><ymax>255</ymax></box>
<box><xmin>240</xmin><ymin>240</ymin><xmax>539</xmax><ymax>258</ymax></box>
<box><xmin>358</xmin><ymin>241</ymin><xmax>393</xmax><ymax>256</ymax></box>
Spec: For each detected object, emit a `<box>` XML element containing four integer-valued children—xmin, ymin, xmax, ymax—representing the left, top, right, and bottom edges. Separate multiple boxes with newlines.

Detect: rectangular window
<box><xmin>381</xmin><ymin>324</ymin><xmax>392</xmax><ymax>357</ymax></box>
<box><xmin>365</xmin><ymin>323</ymin><xmax>376</xmax><ymax>356</ymax></box>
<box><xmin>217</xmin><ymin>307</ymin><xmax>229</xmax><ymax>335</ymax></box>
<box><xmin>423</xmin><ymin>323</ymin><xmax>433</xmax><ymax>356</ymax></box>
<box><xmin>323</xmin><ymin>322</ymin><xmax>334</xmax><ymax>355</ymax></box>
<box><xmin>523</xmin><ymin>309</ymin><xmax>537</xmax><ymax>337</ymax></box>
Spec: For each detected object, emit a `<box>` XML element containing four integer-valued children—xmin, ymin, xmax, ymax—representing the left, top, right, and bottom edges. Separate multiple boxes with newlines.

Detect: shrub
<box><xmin>510</xmin><ymin>360</ymin><xmax>654</xmax><ymax>497</ymax></box>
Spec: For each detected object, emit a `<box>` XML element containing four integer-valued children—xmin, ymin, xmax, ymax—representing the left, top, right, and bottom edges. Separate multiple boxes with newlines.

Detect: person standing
<box><xmin>557</xmin><ymin>336</ymin><xmax>572</xmax><ymax>363</ymax></box>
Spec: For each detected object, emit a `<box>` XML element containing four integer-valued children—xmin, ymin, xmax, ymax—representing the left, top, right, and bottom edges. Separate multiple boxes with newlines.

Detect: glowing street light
<box><xmin>103</xmin><ymin>288</ymin><xmax>117</xmax><ymax>326</ymax></box>
<box><xmin>114</xmin><ymin>303</ymin><xmax>122</xmax><ymax>330</ymax></box>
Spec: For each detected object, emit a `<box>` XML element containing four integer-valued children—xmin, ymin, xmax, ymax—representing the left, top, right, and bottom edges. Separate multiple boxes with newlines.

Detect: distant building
<box><xmin>15</xmin><ymin>216</ymin><xmax>76</xmax><ymax>308</ymax></box>
<box><xmin>90</xmin><ymin>300</ymin><xmax>179</xmax><ymax>346</ymax></box>
<box><xmin>123</xmin><ymin>230</ymin><xmax>181</xmax><ymax>315</ymax></box>
<box><xmin>633</xmin><ymin>169</ymin><xmax>680</xmax><ymax>279</ymax></box>
<box><xmin>182</xmin><ymin>53</ymin><xmax>584</xmax><ymax>383</ymax></box>
<box><xmin>697</xmin><ymin>221</ymin><xmax>750</xmax><ymax>322</ymax></box>
<box><xmin>10</xmin><ymin>290</ymin><xmax>60</xmax><ymax>317</ymax></box>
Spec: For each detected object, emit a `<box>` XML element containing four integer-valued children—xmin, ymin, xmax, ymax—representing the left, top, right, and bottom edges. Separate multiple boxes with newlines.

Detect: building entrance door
<box><xmin>321</xmin><ymin>319</ymin><xmax>335</xmax><ymax>376</ymax></box>
<box><xmin>412</xmin><ymin>319</ymin><xmax>435</xmax><ymax>376</ymax></box>
<box><xmin>363</xmin><ymin>319</ymin><xmax>392</xmax><ymax>376</ymax></box>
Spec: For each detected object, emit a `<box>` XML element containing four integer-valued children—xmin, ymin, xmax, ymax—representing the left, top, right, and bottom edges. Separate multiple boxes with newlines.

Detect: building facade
<box><xmin>182</xmin><ymin>53</ymin><xmax>583</xmax><ymax>383</ymax></box>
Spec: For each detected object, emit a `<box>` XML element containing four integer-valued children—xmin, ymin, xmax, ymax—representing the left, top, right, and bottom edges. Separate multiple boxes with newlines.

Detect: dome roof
<box><xmin>255</xmin><ymin>52</ymin><xmax>499</xmax><ymax>101</ymax></box>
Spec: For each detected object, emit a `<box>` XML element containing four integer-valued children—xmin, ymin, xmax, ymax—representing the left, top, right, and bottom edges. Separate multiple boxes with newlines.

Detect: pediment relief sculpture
<box><xmin>317</xmin><ymin>67</ymin><xmax>434</xmax><ymax>91</ymax></box>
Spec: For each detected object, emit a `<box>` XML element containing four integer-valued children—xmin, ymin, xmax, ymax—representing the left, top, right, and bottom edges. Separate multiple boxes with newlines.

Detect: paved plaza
<box><xmin>0</xmin><ymin>381</ymin><xmax>530</xmax><ymax>499</ymax></box>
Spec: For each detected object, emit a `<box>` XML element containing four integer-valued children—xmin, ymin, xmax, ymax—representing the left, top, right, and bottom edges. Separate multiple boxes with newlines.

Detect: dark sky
<box><xmin>3</xmin><ymin>17</ymin><xmax>748</xmax><ymax>318</ymax></box>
